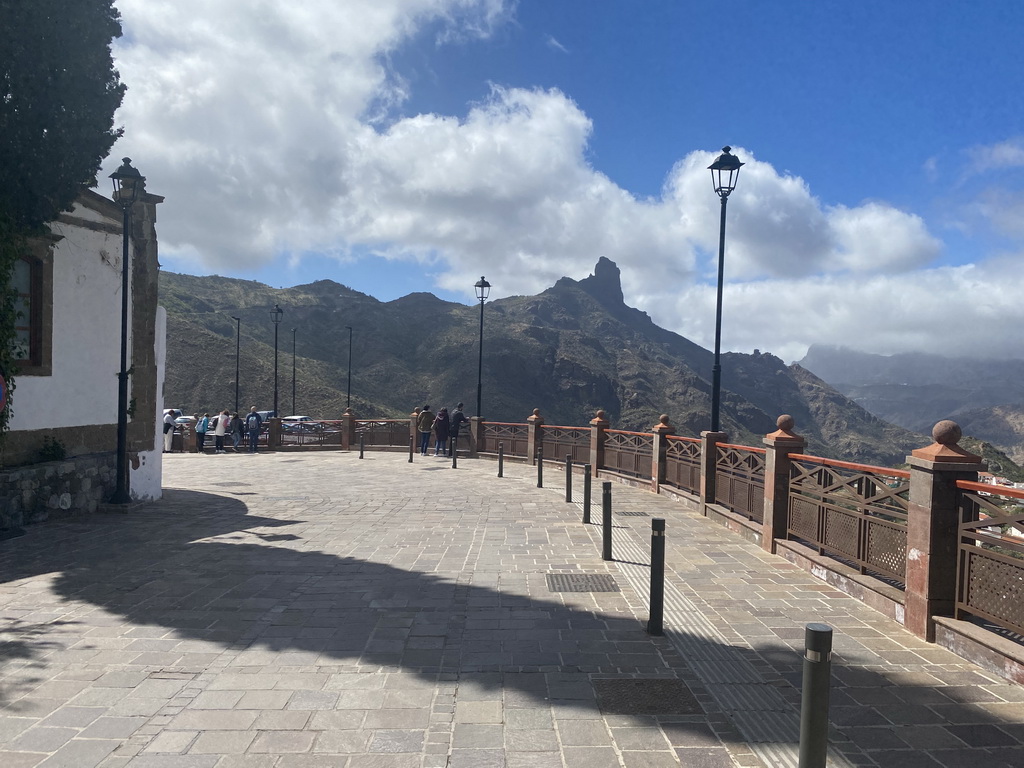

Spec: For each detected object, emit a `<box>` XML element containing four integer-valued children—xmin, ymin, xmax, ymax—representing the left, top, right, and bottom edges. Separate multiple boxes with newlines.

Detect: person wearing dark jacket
<box><xmin>433</xmin><ymin>407</ymin><xmax>451</xmax><ymax>456</ymax></box>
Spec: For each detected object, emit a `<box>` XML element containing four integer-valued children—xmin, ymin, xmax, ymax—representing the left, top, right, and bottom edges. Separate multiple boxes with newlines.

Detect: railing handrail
<box><xmin>483</xmin><ymin>421</ymin><xmax>528</xmax><ymax>427</ymax></box>
<box><xmin>789</xmin><ymin>453</ymin><xmax>911</xmax><ymax>479</ymax></box>
<box><xmin>718</xmin><ymin>443</ymin><xmax>767</xmax><ymax>455</ymax></box>
<box><xmin>355</xmin><ymin>418</ymin><xmax>407</xmax><ymax>424</ymax></box>
<box><xmin>956</xmin><ymin>479</ymin><xmax>1024</xmax><ymax>500</ymax></box>
<box><xmin>665</xmin><ymin>435</ymin><xmax>701</xmax><ymax>444</ymax></box>
<box><xmin>541</xmin><ymin>424</ymin><xmax>590</xmax><ymax>430</ymax></box>
<box><xmin>606</xmin><ymin>429</ymin><xmax>654</xmax><ymax>437</ymax></box>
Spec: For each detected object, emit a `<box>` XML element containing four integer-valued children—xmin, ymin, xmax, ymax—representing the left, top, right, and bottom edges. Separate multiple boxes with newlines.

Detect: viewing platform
<box><xmin>1</xmin><ymin>450</ymin><xmax>1022</xmax><ymax>767</ymax></box>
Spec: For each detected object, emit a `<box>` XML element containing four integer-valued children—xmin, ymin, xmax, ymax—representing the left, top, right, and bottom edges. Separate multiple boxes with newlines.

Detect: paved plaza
<box><xmin>1</xmin><ymin>450</ymin><xmax>1023</xmax><ymax>768</ymax></box>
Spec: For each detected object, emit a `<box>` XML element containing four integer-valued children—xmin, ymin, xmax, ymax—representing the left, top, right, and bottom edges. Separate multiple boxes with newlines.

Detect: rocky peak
<box><xmin>578</xmin><ymin>257</ymin><xmax>624</xmax><ymax>306</ymax></box>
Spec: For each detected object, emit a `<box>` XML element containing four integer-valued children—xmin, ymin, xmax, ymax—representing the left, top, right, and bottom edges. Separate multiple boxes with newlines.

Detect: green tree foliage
<box><xmin>0</xmin><ymin>0</ymin><xmax>126</xmax><ymax>435</ymax></box>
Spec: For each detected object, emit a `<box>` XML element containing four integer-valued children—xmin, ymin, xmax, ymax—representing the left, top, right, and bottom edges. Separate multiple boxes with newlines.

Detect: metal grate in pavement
<box><xmin>614</xmin><ymin>509</ymin><xmax>649</xmax><ymax>516</ymax></box>
<box><xmin>546</xmin><ymin>573</ymin><xmax>620</xmax><ymax>593</ymax></box>
<box><xmin>594</xmin><ymin>678</ymin><xmax>702</xmax><ymax>715</ymax></box>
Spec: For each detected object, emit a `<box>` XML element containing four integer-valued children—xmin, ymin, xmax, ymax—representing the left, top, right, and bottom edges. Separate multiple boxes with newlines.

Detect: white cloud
<box><xmin>107</xmin><ymin>1</ymin><xmax>1022</xmax><ymax>362</ymax></box>
<box><xmin>966</xmin><ymin>137</ymin><xmax>1024</xmax><ymax>174</ymax></box>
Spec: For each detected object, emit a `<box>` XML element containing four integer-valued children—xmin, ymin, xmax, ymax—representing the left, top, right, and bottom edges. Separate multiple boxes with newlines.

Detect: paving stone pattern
<box><xmin>0</xmin><ymin>450</ymin><xmax>1021</xmax><ymax>768</ymax></box>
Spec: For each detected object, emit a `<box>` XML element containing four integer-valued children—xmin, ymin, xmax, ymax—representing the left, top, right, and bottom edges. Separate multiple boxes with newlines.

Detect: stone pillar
<box><xmin>651</xmin><ymin>414</ymin><xmax>674</xmax><ymax>492</ymax></box>
<box><xmin>469</xmin><ymin>417</ymin><xmax>482</xmax><ymax>457</ymax></box>
<box><xmin>526</xmin><ymin>409</ymin><xmax>544</xmax><ymax>465</ymax></box>
<box><xmin>904</xmin><ymin>420</ymin><xmax>983</xmax><ymax>641</ymax></box>
<box><xmin>700</xmin><ymin>430</ymin><xmax>728</xmax><ymax>515</ymax></box>
<box><xmin>188</xmin><ymin>422</ymin><xmax>198</xmax><ymax>453</ymax></box>
<box><xmin>340</xmin><ymin>408</ymin><xmax>355</xmax><ymax>451</ymax></box>
<box><xmin>268</xmin><ymin>417</ymin><xmax>282</xmax><ymax>449</ymax></box>
<box><xmin>590</xmin><ymin>409</ymin><xmax>609</xmax><ymax>476</ymax></box>
<box><xmin>762</xmin><ymin>415</ymin><xmax>806</xmax><ymax>553</ymax></box>
<box><xmin>410</xmin><ymin>408</ymin><xmax>420</xmax><ymax>448</ymax></box>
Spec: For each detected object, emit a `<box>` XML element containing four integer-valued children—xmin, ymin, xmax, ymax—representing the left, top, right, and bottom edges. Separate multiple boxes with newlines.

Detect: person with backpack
<box><xmin>450</xmin><ymin>402</ymin><xmax>468</xmax><ymax>447</ymax></box>
<box><xmin>245</xmin><ymin>407</ymin><xmax>263</xmax><ymax>453</ymax></box>
<box><xmin>416</xmin><ymin>405</ymin><xmax>434</xmax><ymax>455</ymax></box>
<box><xmin>195</xmin><ymin>413</ymin><xmax>210</xmax><ymax>453</ymax></box>
<box><xmin>213</xmin><ymin>409</ymin><xmax>229</xmax><ymax>453</ymax></box>
<box><xmin>230</xmin><ymin>412</ymin><xmax>243</xmax><ymax>452</ymax></box>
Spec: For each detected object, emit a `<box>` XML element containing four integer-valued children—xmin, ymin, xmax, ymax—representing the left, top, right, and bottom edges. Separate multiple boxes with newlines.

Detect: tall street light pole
<box><xmin>474</xmin><ymin>276</ymin><xmax>491</xmax><ymax>419</ymax></box>
<box><xmin>291</xmin><ymin>327</ymin><xmax>297</xmax><ymax>416</ymax></box>
<box><xmin>345</xmin><ymin>326</ymin><xmax>353</xmax><ymax>408</ymax></box>
<box><xmin>231</xmin><ymin>316</ymin><xmax>241</xmax><ymax>413</ymax></box>
<box><xmin>271</xmin><ymin>304</ymin><xmax>283</xmax><ymax>416</ymax></box>
<box><xmin>707</xmin><ymin>146</ymin><xmax>744</xmax><ymax>434</ymax></box>
<box><xmin>108</xmin><ymin>158</ymin><xmax>144</xmax><ymax>505</ymax></box>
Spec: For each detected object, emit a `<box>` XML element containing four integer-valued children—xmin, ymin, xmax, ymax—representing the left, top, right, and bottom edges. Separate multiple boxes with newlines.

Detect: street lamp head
<box><xmin>271</xmin><ymin>304</ymin><xmax>284</xmax><ymax>325</ymax></box>
<box><xmin>109</xmin><ymin>157</ymin><xmax>144</xmax><ymax>208</ymax></box>
<box><xmin>475</xmin><ymin>276</ymin><xmax>491</xmax><ymax>302</ymax></box>
<box><xmin>708</xmin><ymin>146</ymin><xmax>744</xmax><ymax>198</ymax></box>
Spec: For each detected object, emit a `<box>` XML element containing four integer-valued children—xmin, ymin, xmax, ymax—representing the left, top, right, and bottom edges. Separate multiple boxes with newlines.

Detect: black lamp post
<box><xmin>345</xmin><ymin>325</ymin><xmax>353</xmax><ymax>408</ymax></box>
<box><xmin>231</xmin><ymin>316</ymin><xmax>241</xmax><ymax>413</ymax></box>
<box><xmin>108</xmin><ymin>158</ymin><xmax>143</xmax><ymax>505</ymax></box>
<box><xmin>271</xmin><ymin>304</ymin><xmax>283</xmax><ymax>416</ymax></box>
<box><xmin>707</xmin><ymin>146</ymin><xmax>744</xmax><ymax>433</ymax></box>
<box><xmin>474</xmin><ymin>276</ymin><xmax>491</xmax><ymax>418</ymax></box>
<box><xmin>291</xmin><ymin>327</ymin><xmax>297</xmax><ymax>416</ymax></box>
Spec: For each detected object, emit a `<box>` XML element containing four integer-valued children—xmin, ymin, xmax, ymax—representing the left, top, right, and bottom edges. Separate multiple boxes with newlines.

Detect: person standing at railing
<box><xmin>195</xmin><ymin>413</ymin><xmax>210</xmax><ymax>453</ymax></box>
<box><xmin>245</xmin><ymin>407</ymin><xmax>263</xmax><ymax>453</ymax></box>
<box><xmin>229</xmin><ymin>412</ymin><xmax>243</xmax><ymax>452</ymax></box>
<box><xmin>433</xmin><ymin>407</ymin><xmax>450</xmax><ymax>457</ymax></box>
<box><xmin>417</xmin><ymin>405</ymin><xmax>434</xmax><ymax>455</ymax></box>
<box><xmin>450</xmin><ymin>402</ymin><xmax>467</xmax><ymax>445</ymax></box>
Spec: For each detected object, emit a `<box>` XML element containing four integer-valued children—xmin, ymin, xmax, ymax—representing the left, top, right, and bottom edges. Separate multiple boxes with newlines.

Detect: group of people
<box><xmin>416</xmin><ymin>402</ymin><xmax>468</xmax><ymax>456</ymax></box>
<box><xmin>166</xmin><ymin>407</ymin><xmax>265</xmax><ymax>454</ymax></box>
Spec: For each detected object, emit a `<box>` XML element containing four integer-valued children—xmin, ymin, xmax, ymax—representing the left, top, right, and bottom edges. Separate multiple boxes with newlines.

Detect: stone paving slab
<box><xmin>0</xmin><ymin>450</ymin><xmax>1020</xmax><ymax>767</ymax></box>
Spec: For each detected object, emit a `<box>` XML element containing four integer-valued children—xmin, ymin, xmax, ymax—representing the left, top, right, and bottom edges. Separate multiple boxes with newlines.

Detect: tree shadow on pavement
<box><xmin>1</xmin><ymin>488</ymin><xmax>1022</xmax><ymax>766</ymax></box>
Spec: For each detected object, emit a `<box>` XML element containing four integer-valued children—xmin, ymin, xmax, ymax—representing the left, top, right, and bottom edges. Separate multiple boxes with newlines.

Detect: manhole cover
<box><xmin>546</xmin><ymin>573</ymin><xmax>620</xmax><ymax>593</ymax></box>
<box><xmin>615</xmin><ymin>509</ymin><xmax>649</xmax><ymax>517</ymax></box>
<box><xmin>594</xmin><ymin>678</ymin><xmax>701</xmax><ymax>715</ymax></box>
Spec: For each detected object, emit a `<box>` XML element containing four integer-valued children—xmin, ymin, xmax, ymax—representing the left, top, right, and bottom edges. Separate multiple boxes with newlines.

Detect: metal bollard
<box><xmin>565</xmin><ymin>454</ymin><xmax>573</xmax><ymax>502</ymax></box>
<box><xmin>583</xmin><ymin>464</ymin><xmax>592</xmax><ymax>523</ymax></box>
<box><xmin>451</xmin><ymin>435</ymin><xmax>457</xmax><ymax>469</ymax></box>
<box><xmin>602</xmin><ymin>481</ymin><xmax>612</xmax><ymax>561</ymax></box>
<box><xmin>798</xmin><ymin>623</ymin><xmax>833</xmax><ymax>768</ymax></box>
<box><xmin>359</xmin><ymin>434</ymin><xmax>364</xmax><ymax>459</ymax></box>
<box><xmin>537</xmin><ymin>447</ymin><xmax>544</xmax><ymax>488</ymax></box>
<box><xmin>647</xmin><ymin>518</ymin><xmax>665</xmax><ymax>635</ymax></box>
<box><xmin>498</xmin><ymin>442</ymin><xmax>504</xmax><ymax>477</ymax></box>
<box><xmin>408</xmin><ymin>435</ymin><xmax>414</xmax><ymax>463</ymax></box>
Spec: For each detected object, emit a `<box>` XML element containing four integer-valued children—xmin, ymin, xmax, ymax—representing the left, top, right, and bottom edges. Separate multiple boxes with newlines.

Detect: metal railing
<box><xmin>788</xmin><ymin>455</ymin><xmax>910</xmax><ymax>584</ymax></box>
<box><xmin>715</xmin><ymin>443</ymin><xmax>766</xmax><ymax>522</ymax></box>
<box><xmin>355</xmin><ymin>419</ymin><xmax>410</xmax><ymax>447</ymax></box>
<box><xmin>540</xmin><ymin>425</ymin><xmax>590</xmax><ymax>464</ymax></box>
<box><xmin>955</xmin><ymin>480</ymin><xmax>1024</xmax><ymax>636</ymax></box>
<box><xmin>664</xmin><ymin>435</ymin><xmax>701</xmax><ymax>495</ymax></box>
<box><xmin>604</xmin><ymin>429</ymin><xmax>653</xmax><ymax>479</ymax></box>
<box><xmin>479</xmin><ymin>422</ymin><xmax>529</xmax><ymax>457</ymax></box>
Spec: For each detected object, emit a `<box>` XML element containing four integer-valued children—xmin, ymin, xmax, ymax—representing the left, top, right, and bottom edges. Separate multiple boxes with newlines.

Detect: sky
<box><xmin>104</xmin><ymin>0</ymin><xmax>1024</xmax><ymax>363</ymax></box>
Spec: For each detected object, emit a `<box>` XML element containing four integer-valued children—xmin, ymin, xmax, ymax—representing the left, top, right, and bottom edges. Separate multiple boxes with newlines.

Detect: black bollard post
<box><xmin>359</xmin><ymin>434</ymin><xmax>364</xmax><ymax>459</ymax></box>
<box><xmin>798</xmin><ymin>623</ymin><xmax>833</xmax><ymax>768</ymax></box>
<box><xmin>409</xmin><ymin>435</ymin><xmax>414</xmax><ymax>463</ymax></box>
<box><xmin>602</xmin><ymin>481</ymin><xmax>612</xmax><ymax>561</ymax></box>
<box><xmin>451</xmin><ymin>435</ymin><xmax>457</xmax><ymax>469</ymax></box>
<box><xmin>583</xmin><ymin>464</ymin><xmax>592</xmax><ymax>523</ymax></box>
<box><xmin>537</xmin><ymin>447</ymin><xmax>544</xmax><ymax>488</ymax></box>
<box><xmin>647</xmin><ymin>518</ymin><xmax>665</xmax><ymax>636</ymax></box>
<box><xmin>565</xmin><ymin>454</ymin><xmax>573</xmax><ymax>502</ymax></box>
<box><xmin>498</xmin><ymin>442</ymin><xmax>504</xmax><ymax>477</ymax></box>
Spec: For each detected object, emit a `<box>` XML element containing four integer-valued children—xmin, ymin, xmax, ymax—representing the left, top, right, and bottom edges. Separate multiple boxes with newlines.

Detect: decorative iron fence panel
<box><xmin>480</xmin><ymin>422</ymin><xmax>529</xmax><ymax>457</ymax></box>
<box><xmin>280</xmin><ymin>420</ymin><xmax>344</xmax><ymax>446</ymax></box>
<box><xmin>787</xmin><ymin>456</ymin><xmax>910</xmax><ymax>584</ymax></box>
<box><xmin>540</xmin><ymin>425</ymin><xmax>590</xmax><ymax>464</ymax></box>
<box><xmin>355</xmin><ymin>419</ymin><xmax>409</xmax><ymax>447</ymax></box>
<box><xmin>604</xmin><ymin>430</ymin><xmax>653</xmax><ymax>479</ymax></box>
<box><xmin>955</xmin><ymin>481</ymin><xmax>1024</xmax><ymax>636</ymax></box>
<box><xmin>664</xmin><ymin>436</ymin><xmax>701</xmax><ymax>495</ymax></box>
<box><xmin>714</xmin><ymin>444</ymin><xmax>766</xmax><ymax>522</ymax></box>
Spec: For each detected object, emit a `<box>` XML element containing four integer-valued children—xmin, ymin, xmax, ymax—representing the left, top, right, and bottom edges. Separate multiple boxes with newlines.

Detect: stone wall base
<box><xmin>0</xmin><ymin>453</ymin><xmax>117</xmax><ymax>529</ymax></box>
<box><xmin>934</xmin><ymin>617</ymin><xmax>1024</xmax><ymax>686</ymax></box>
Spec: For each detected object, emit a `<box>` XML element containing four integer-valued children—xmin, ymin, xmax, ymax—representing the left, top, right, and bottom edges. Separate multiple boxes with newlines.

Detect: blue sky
<box><xmin>107</xmin><ymin>0</ymin><xmax>1024</xmax><ymax>361</ymax></box>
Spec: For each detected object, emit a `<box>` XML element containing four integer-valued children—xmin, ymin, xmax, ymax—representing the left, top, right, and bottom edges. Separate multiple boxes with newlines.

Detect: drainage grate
<box><xmin>614</xmin><ymin>509</ymin><xmax>649</xmax><ymax>517</ymax></box>
<box><xmin>546</xmin><ymin>573</ymin><xmax>620</xmax><ymax>593</ymax></box>
<box><xmin>594</xmin><ymin>678</ymin><xmax>702</xmax><ymax>715</ymax></box>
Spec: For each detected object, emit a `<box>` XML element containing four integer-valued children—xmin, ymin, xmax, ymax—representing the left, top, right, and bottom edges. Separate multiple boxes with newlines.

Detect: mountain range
<box><xmin>159</xmin><ymin>258</ymin><xmax>1021</xmax><ymax>475</ymax></box>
